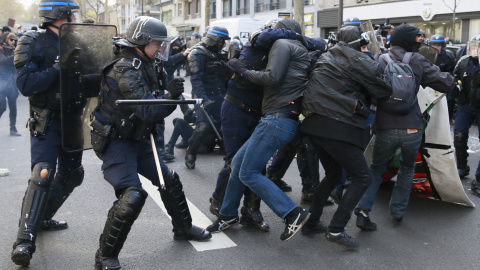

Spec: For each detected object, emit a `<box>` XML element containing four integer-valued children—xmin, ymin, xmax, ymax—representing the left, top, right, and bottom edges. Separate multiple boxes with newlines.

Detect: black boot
<box><xmin>12</xmin><ymin>163</ymin><xmax>55</xmax><ymax>266</ymax></box>
<box><xmin>185</xmin><ymin>122</ymin><xmax>210</xmax><ymax>169</ymax></box>
<box><xmin>270</xmin><ymin>177</ymin><xmax>293</xmax><ymax>192</ymax></box>
<box><xmin>454</xmin><ymin>131</ymin><xmax>470</xmax><ymax>178</ymax></box>
<box><xmin>164</xmin><ymin>143</ymin><xmax>175</xmax><ymax>161</ymax></box>
<box><xmin>240</xmin><ymin>192</ymin><xmax>269</xmax><ymax>232</ymax></box>
<box><xmin>95</xmin><ymin>187</ymin><xmax>148</xmax><ymax>270</ymax></box>
<box><xmin>355</xmin><ymin>209</ymin><xmax>377</xmax><ymax>231</ymax></box>
<box><xmin>209</xmin><ymin>197</ymin><xmax>221</xmax><ymax>217</ymax></box>
<box><xmin>160</xmin><ymin>170</ymin><xmax>211</xmax><ymax>241</ymax></box>
<box><xmin>472</xmin><ymin>178</ymin><xmax>480</xmax><ymax>197</ymax></box>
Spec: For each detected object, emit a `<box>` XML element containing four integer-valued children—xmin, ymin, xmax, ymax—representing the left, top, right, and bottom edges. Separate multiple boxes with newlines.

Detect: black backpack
<box><xmin>377</xmin><ymin>52</ymin><xmax>417</xmax><ymax>115</ymax></box>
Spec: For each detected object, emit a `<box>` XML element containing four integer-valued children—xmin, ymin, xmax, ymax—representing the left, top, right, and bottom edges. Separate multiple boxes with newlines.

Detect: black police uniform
<box><xmin>11</xmin><ymin>28</ymin><xmax>84</xmax><ymax>264</ymax></box>
<box><xmin>91</xmin><ymin>46</ymin><xmax>210</xmax><ymax>269</ymax></box>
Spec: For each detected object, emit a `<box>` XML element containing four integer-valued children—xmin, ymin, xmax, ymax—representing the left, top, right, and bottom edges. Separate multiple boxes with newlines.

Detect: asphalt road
<box><xmin>1</xmin><ymin>70</ymin><xmax>480</xmax><ymax>270</ymax></box>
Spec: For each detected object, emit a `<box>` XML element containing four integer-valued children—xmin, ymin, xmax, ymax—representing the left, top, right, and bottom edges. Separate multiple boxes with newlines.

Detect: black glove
<box><xmin>213</xmin><ymin>60</ymin><xmax>234</xmax><ymax>79</ymax></box>
<box><xmin>228</xmin><ymin>58</ymin><xmax>247</xmax><ymax>77</ymax></box>
<box><xmin>184</xmin><ymin>108</ymin><xmax>196</xmax><ymax>123</ymax></box>
<box><xmin>167</xmin><ymin>78</ymin><xmax>185</xmax><ymax>99</ymax></box>
<box><xmin>202</xmin><ymin>99</ymin><xmax>214</xmax><ymax>110</ymax></box>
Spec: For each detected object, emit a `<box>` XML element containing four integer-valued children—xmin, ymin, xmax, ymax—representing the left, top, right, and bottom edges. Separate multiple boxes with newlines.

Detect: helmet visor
<box><xmin>467</xmin><ymin>40</ymin><xmax>480</xmax><ymax>58</ymax></box>
<box><xmin>155</xmin><ymin>40</ymin><xmax>171</xmax><ymax>61</ymax></box>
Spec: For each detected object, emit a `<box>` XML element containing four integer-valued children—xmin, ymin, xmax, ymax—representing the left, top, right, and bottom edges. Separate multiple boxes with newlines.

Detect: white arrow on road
<box><xmin>139</xmin><ymin>175</ymin><xmax>237</xmax><ymax>251</ymax></box>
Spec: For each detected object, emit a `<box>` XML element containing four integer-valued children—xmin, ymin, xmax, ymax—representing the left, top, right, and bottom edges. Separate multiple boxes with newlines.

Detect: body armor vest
<box><xmin>30</xmin><ymin>33</ymin><xmax>61</xmax><ymax>110</ymax></box>
<box><xmin>191</xmin><ymin>44</ymin><xmax>227</xmax><ymax>96</ymax></box>
<box><xmin>96</xmin><ymin>49</ymin><xmax>162</xmax><ymax>140</ymax></box>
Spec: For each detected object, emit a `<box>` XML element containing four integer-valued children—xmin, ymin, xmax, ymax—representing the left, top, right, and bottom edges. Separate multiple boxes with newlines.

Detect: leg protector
<box><xmin>454</xmin><ymin>131</ymin><xmax>469</xmax><ymax>169</ymax></box>
<box><xmin>267</xmin><ymin>143</ymin><xmax>296</xmax><ymax>180</ymax></box>
<box><xmin>160</xmin><ymin>169</ymin><xmax>191</xmax><ymax>229</ymax></box>
<box><xmin>240</xmin><ymin>191</ymin><xmax>269</xmax><ymax>232</ymax></box>
<box><xmin>12</xmin><ymin>162</ymin><xmax>55</xmax><ymax>265</ymax></box>
<box><xmin>185</xmin><ymin>122</ymin><xmax>210</xmax><ymax>169</ymax></box>
<box><xmin>211</xmin><ymin>159</ymin><xmax>232</xmax><ymax>215</ymax></box>
<box><xmin>42</xmin><ymin>166</ymin><xmax>84</xmax><ymax>222</ymax></box>
<box><xmin>96</xmin><ymin>187</ymin><xmax>148</xmax><ymax>269</ymax></box>
<box><xmin>160</xmin><ymin>169</ymin><xmax>211</xmax><ymax>241</ymax></box>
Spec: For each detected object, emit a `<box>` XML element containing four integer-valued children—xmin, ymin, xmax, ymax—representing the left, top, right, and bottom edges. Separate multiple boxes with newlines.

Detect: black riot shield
<box><xmin>418</xmin><ymin>43</ymin><xmax>439</xmax><ymax>64</ymax></box>
<box><xmin>59</xmin><ymin>23</ymin><xmax>117</xmax><ymax>152</ymax></box>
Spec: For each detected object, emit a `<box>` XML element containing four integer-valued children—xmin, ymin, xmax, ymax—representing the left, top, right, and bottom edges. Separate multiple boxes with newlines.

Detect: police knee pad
<box><xmin>31</xmin><ymin>162</ymin><xmax>55</xmax><ymax>188</ymax></box>
<box><xmin>111</xmin><ymin>187</ymin><xmax>148</xmax><ymax>221</ymax></box>
<box><xmin>163</xmin><ymin>169</ymin><xmax>183</xmax><ymax>193</ymax></box>
<box><xmin>55</xmin><ymin>165</ymin><xmax>84</xmax><ymax>188</ymax></box>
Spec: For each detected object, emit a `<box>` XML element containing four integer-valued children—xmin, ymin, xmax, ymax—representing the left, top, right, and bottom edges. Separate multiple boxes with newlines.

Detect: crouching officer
<box><xmin>91</xmin><ymin>17</ymin><xmax>211</xmax><ymax>270</ymax></box>
<box><xmin>11</xmin><ymin>0</ymin><xmax>84</xmax><ymax>266</ymax></box>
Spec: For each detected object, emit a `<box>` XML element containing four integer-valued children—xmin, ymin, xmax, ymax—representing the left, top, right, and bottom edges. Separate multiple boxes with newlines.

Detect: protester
<box><xmin>0</xmin><ymin>33</ymin><xmax>20</xmax><ymax>136</ymax></box>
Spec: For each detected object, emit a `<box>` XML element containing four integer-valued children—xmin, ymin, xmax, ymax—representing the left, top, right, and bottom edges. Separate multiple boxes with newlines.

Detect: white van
<box><xmin>209</xmin><ymin>18</ymin><xmax>266</xmax><ymax>45</ymax></box>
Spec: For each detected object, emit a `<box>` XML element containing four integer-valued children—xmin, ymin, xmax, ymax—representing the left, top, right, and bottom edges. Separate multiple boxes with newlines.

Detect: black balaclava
<box><xmin>338</xmin><ymin>26</ymin><xmax>362</xmax><ymax>52</ymax></box>
<box><xmin>390</xmin><ymin>24</ymin><xmax>419</xmax><ymax>52</ymax></box>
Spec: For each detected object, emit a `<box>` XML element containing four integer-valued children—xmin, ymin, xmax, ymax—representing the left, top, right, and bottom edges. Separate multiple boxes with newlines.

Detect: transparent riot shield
<box><xmin>360</xmin><ymin>21</ymin><xmax>381</xmax><ymax>56</ymax></box>
<box><xmin>467</xmin><ymin>40</ymin><xmax>480</xmax><ymax>58</ymax></box>
<box><xmin>59</xmin><ymin>23</ymin><xmax>117</xmax><ymax>152</ymax></box>
<box><xmin>418</xmin><ymin>43</ymin><xmax>439</xmax><ymax>64</ymax></box>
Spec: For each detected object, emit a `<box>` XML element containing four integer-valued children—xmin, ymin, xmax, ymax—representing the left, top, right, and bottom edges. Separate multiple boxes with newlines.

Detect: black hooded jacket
<box><xmin>301</xmin><ymin>26</ymin><xmax>392</xmax><ymax>148</ymax></box>
<box><xmin>375</xmin><ymin>24</ymin><xmax>455</xmax><ymax>130</ymax></box>
<box><xmin>243</xmin><ymin>18</ymin><xmax>310</xmax><ymax>114</ymax></box>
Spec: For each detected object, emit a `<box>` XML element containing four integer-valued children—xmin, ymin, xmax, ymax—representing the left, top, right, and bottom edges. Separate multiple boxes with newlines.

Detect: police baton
<box><xmin>200</xmin><ymin>105</ymin><xmax>223</xmax><ymax>141</ymax></box>
<box><xmin>150</xmin><ymin>133</ymin><xmax>166</xmax><ymax>190</ymax></box>
<box><xmin>115</xmin><ymin>99</ymin><xmax>203</xmax><ymax>105</ymax></box>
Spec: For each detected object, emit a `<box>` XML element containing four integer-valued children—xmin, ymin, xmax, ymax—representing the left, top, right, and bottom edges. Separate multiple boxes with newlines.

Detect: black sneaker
<box><xmin>41</xmin><ymin>219</ymin><xmax>68</xmax><ymax>231</ymax></box>
<box><xmin>206</xmin><ymin>215</ymin><xmax>239</xmax><ymax>232</ymax></box>
<box><xmin>271</xmin><ymin>178</ymin><xmax>293</xmax><ymax>192</ymax></box>
<box><xmin>391</xmin><ymin>215</ymin><xmax>403</xmax><ymax>224</ymax></box>
<box><xmin>325</xmin><ymin>230</ymin><xmax>359</xmax><ymax>248</ymax></box>
<box><xmin>280</xmin><ymin>207</ymin><xmax>310</xmax><ymax>241</ymax></box>
<box><xmin>301</xmin><ymin>221</ymin><xmax>327</xmax><ymax>235</ymax></box>
<box><xmin>356</xmin><ymin>213</ymin><xmax>377</xmax><ymax>231</ymax></box>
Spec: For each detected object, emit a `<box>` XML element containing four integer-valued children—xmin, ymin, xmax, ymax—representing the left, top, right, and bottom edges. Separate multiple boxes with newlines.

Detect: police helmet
<box><xmin>430</xmin><ymin>34</ymin><xmax>446</xmax><ymax>48</ymax></box>
<box><xmin>192</xmin><ymin>32</ymin><xmax>201</xmax><ymax>39</ymax></box>
<box><xmin>263</xmin><ymin>19</ymin><xmax>280</xmax><ymax>30</ymax></box>
<box><xmin>39</xmin><ymin>0</ymin><xmax>79</xmax><ymax>29</ymax></box>
<box><xmin>202</xmin><ymin>26</ymin><xmax>230</xmax><ymax>48</ymax></box>
<box><xmin>472</xmin><ymin>34</ymin><xmax>480</xmax><ymax>41</ymax></box>
<box><xmin>231</xmin><ymin>39</ymin><xmax>243</xmax><ymax>52</ymax></box>
<box><xmin>344</xmin><ymin>17</ymin><xmax>361</xmax><ymax>26</ymax></box>
<box><xmin>125</xmin><ymin>16</ymin><xmax>170</xmax><ymax>46</ymax></box>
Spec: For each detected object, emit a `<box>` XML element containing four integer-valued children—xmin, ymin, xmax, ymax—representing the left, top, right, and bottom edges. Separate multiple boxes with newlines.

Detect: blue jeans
<box><xmin>220</xmin><ymin>114</ymin><xmax>298</xmax><ymax>219</ymax></box>
<box><xmin>356</xmin><ymin>129</ymin><xmax>422</xmax><ymax>218</ymax></box>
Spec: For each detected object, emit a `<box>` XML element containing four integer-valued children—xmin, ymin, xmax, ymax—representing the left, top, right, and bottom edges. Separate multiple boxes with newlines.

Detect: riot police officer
<box><xmin>11</xmin><ymin>0</ymin><xmax>84</xmax><ymax>265</ymax></box>
<box><xmin>185</xmin><ymin>25</ymin><xmax>230</xmax><ymax>169</ymax></box>
<box><xmin>453</xmin><ymin>34</ymin><xmax>480</xmax><ymax>184</ymax></box>
<box><xmin>430</xmin><ymin>34</ymin><xmax>456</xmax><ymax>122</ymax></box>
<box><xmin>90</xmin><ymin>17</ymin><xmax>211</xmax><ymax>270</ymax></box>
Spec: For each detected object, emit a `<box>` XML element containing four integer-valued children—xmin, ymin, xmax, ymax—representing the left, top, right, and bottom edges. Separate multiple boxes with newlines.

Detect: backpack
<box><xmin>377</xmin><ymin>52</ymin><xmax>417</xmax><ymax>115</ymax></box>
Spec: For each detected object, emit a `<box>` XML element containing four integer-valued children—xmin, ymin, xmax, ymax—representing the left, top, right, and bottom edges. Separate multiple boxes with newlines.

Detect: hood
<box><xmin>305</xmin><ymin>36</ymin><xmax>328</xmax><ymax>52</ymax></box>
<box><xmin>390</xmin><ymin>24</ymin><xmax>419</xmax><ymax>52</ymax></box>
<box><xmin>274</xmin><ymin>18</ymin><xmax>302</xmax><ymax>35</ymax></box>
<box><xmin>337</xmin><ymin>26</ymin><xmax>362</xmax><ymax>52</ymax></box>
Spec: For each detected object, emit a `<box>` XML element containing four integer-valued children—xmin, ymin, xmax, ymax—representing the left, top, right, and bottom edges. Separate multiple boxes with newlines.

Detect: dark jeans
<box><xmin>0</xmin><ymin>89</ymin><xmax>19</xmax><ymax>131</ymax></box>
<box><xmin>307</xmin><ymin>136</ymin><xmax>370</xmax><ymax>233</ymax></box>
<box><xmin>167</xmin><ymin>118</ymin><xmax>193</xmax><ymax>146</ymax></box>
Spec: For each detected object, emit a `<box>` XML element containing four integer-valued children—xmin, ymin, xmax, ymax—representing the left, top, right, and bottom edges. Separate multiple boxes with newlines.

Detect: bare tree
<box><xmin>443</xmin><ymin>0</ymin><xmax>461</xmax><ymax>42</ymax></box>
<box><xmin>86</xmin><ymin>0</ymin><xmax>110</xmax><ymax>23</ymax></box>
<box><xmin>293</xmin><ymin>0</ymin><xmax>304</xmax><ymax>33</ymax></box>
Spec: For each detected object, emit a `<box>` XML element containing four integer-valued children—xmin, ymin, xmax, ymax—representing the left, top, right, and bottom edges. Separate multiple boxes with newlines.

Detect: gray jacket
<box><xmin>244</xmin><ymin>38</ymin><xmax>310</xmax><ymax>114</ymax></box>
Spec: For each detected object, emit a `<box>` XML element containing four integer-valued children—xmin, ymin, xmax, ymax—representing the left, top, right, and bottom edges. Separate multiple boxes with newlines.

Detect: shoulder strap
<box><xmin>384</xmin><ymin>53</ymin><xmax>395</xmax><ymax>64</ymax></box>
<box><xmin>402</xmin><ymin>52</ymin><xmax>413</xmax><ymax>64</ymax></box>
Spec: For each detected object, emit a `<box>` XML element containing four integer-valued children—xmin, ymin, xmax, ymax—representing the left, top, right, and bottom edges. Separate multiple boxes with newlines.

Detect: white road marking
<box><xmin>139</xmin><ymin>175</ymin><xmax>237</xmax><ymax>251</ymax></box>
